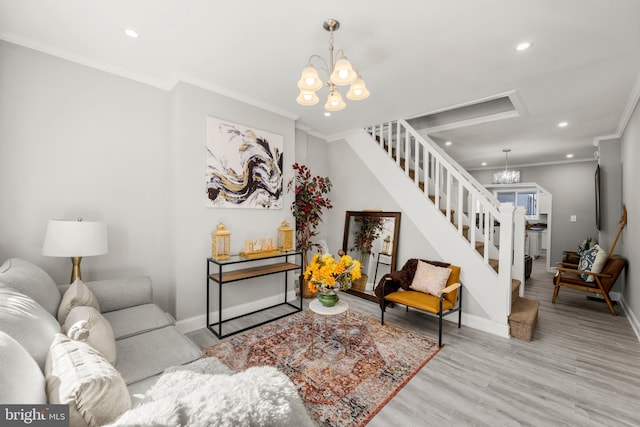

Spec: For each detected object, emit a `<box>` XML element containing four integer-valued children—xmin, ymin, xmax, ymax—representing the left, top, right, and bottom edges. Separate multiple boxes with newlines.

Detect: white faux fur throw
<box><xmin>108</xmin><ymin>358</ymin><xmax>316</xmax><ymax>427</ymax></box>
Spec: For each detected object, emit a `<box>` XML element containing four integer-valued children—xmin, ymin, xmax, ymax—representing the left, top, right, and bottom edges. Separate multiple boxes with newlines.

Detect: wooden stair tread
<box><xmin>511</xmin><ymin>279</ymin><xmax>521</xmax><ymax>293</ymax></box>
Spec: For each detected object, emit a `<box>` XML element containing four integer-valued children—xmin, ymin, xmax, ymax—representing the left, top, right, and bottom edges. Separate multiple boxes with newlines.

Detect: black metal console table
<box><xmin>206</xmin><ymin>250</ymin><xmax>302</xmax><ymax>339</ymax></box>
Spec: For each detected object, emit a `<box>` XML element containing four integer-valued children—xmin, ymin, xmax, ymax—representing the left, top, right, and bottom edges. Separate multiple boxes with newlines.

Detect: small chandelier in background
<box><xmin>493</xmin><ymin>149</ymin><xmax>521</xmax><ymax>184</ymax></box>
<box><xmin>296</xmin><ymin>19</ymin><xmax>370</xmax><ymax>112</ymax></box>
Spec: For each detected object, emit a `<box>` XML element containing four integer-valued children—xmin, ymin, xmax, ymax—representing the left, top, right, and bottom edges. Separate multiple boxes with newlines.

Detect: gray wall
<box><xmin>621</xmin><ymin>98</ymin><xmax>640</xmax><ymax>330</ymax></box>
<box><xmin>470</xmin><ymin>161</ymin><xmax>599</xmax><ymax>268</ymax></box>
<box><xmin>0</xmin><ymin>41</ymin><xmax>297</xmax><ymax>320</ymax></box>
<box><xmin>0</xmin><ymin>41</ymin><xmax>175</xmax><ymax>311</ymax></box>
<box><xmin>171</xmin><ymin>82</ymin><xmax>296</xmax><ymax>320</ymax></box>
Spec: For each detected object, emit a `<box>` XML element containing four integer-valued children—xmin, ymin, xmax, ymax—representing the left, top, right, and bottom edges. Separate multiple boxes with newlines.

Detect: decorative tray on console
<box><xmin>239</xmin><ymin>238</ymin><xmax>281</xmax><ymax>259</ymax></box>
<box><xmin>239</xmin><ymin>249</ymin><xmax>281</xmax><ymax>259</ymax></box>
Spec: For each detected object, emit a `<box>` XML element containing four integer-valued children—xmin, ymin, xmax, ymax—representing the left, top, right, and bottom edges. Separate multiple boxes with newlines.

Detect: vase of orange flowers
<box><xmin>304</xmin><ymin>253</ymin><xmax>362</xmax><ymax>307</ymax></box>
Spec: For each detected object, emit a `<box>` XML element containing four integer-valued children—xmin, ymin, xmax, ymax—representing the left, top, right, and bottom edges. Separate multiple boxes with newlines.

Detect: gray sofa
<box><xmin>0</xmin><ymin>257</ymin><xmax>202</xmax><ymax>408</ymax></box>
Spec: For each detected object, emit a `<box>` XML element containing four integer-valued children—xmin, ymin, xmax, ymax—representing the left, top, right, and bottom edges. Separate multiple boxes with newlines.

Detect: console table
<box><xmin>206</xmin><ymin>251</ymin><xmax>302</xmax><ymax>339</ymax></box>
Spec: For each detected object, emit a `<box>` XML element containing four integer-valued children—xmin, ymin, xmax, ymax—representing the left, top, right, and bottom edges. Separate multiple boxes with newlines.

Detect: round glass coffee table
<box><xmin>307</xmin><ymin>299</ymin><xmax>349</xmax><ymax>360</ymax></box>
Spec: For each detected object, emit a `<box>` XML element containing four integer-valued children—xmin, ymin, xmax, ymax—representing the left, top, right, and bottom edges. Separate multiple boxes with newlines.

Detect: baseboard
<box><xmin>175</xmin><ymin>290</ymin><xmax>298</xmax><ymax>334</ymax></box>
<box><xmin>620</xmin><ymin>296</ymin><xmax>640</xmax><ymax>342</ymax></box>
<box><xmin>444</xmin><ymin>312</ymin><xmax>510</xmax><ymax>338</ymax></box>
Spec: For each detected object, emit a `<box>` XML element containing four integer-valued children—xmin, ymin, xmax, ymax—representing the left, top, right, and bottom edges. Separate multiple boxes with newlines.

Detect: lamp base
<box><xmin>70</xmin><ymin>256</ymin><xmax>82</xmax><ymax>283</ymax></box>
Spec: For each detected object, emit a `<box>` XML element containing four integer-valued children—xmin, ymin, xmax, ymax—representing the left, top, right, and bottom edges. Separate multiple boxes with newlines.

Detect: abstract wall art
<box><xmin>206</xmin><ymin>117</ymin><xmax>283</xmax><ymax>209</ymax></box>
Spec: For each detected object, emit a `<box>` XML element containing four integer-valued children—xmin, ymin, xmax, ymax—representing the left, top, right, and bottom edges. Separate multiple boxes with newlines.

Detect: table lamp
<box><xmin>42</xmin><ymin>218</ymin><xmax>108</xmax><ymax>283</ymax></box>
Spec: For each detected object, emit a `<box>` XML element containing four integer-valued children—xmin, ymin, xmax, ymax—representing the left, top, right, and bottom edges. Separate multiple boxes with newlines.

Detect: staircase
<box><xmin>343</xmin><ymin>119</ymin><xmax>539</xmax><ymax>339</ymax></box>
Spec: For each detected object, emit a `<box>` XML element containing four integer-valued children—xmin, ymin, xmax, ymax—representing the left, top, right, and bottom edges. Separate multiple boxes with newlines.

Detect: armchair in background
<box><xmin>552</xmin><ymin>254</ymin><xmax>627</xmax><ymax>315</ymax></box>
<box><xmin>552</xmin><ymin>205</ymin><xmax>628</xmax><ymax>315</ymax></box>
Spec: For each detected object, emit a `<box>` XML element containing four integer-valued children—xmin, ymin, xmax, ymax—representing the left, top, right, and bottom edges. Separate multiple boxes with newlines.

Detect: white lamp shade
<box><xmin>297</xmin><ymin>66</ymin><xmax>323</xmax><ymax>91</ymax></box>
<box><xmin>330</xmin><ymin>58</ymin><xmax>357</xmax><ymax>86</ymax></box>
<box><xmin>42</xmin><ymin>219</ymin><xmax>108</xmax><ymax>257</ymax></box>
<box><xmin>346</xmin><ymin>78</ymin><xmax>370</xmax><ymax>100</ymax></box>
<box><xmin>296</xmin><ymin>90</ymin><xmax>320</xmax><ymax>106</ymax></box>
<box><xmin>324</xmin><ymin>90</ymin><xmax>346</xmax><ymax>112</ymax></box>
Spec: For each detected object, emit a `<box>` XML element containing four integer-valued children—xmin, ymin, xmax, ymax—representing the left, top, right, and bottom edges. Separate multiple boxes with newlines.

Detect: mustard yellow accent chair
<box><xmin>378</xmin><ymin>260</ymin><xmax>462</xmax><ymax>347</ymax></box>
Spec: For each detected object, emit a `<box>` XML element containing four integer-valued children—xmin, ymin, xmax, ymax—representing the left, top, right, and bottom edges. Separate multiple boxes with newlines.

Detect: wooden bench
<box><xmin>381</xmin><ymin>265</ymin><xmax>462</xmax><ymax>347</ymax></box>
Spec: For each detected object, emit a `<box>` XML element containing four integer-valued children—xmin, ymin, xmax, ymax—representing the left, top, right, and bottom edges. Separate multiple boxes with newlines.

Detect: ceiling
<box><xmin>2</xmin><ymin>0</ymin><xmax>639</xmax><ymax>170</ymax></box>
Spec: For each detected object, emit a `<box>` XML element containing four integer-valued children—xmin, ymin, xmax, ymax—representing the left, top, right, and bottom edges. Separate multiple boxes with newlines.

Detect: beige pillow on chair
<box><xmin>57</xmin><ymin>278</ymin><xmax>101</xmax><ymax>324</ymax></box>
<box><xmin>409</xmin><ymin>260</ymin><xmax>452</xmax><ymax>296</ymax></box>
<box><xmin>63</xmin><ymin>306</ymin><xmax>117</xmax><ymax>365</ymax></box>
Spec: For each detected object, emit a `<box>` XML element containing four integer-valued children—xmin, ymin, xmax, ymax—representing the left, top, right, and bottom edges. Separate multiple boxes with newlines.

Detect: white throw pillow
<box><xmin>58</xmin><ymin>278</ymin><xmax>101</xmax><ymax>324</ymax></box>
<box><xmin>46</xmin><ymin>334</ymin><xmax>131</xmax><ymax>427</ymax></box>
<box><xmin>64</xmin><ymin>306</ymin><xmax>117</xmax><ymax>365</ymax></box>
<box><xmin>409</xmin><ymin>261</ymin><xmax>452</xmax><ymax>296</ymax></box>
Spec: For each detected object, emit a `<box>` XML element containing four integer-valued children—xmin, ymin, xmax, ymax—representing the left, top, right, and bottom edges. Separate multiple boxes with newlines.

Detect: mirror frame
<box><xmin>342</xmin><ymin>211</ymin><xmax>401</xmax><ymax>302</ymax></box>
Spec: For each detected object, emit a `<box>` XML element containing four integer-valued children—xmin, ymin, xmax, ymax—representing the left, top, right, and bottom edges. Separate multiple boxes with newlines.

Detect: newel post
<box><xmin>512</xmin><ymin>206</ymin><xmax>526</xmax><ymax>298</ymax></box>
<box><xmin>498</xmin><ymin>203</ymin><xmax>515</xmax><ymax>322</ymax></box>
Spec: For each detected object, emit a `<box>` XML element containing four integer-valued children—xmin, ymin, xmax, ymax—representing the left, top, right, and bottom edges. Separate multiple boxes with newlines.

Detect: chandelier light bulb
<box><xmin>324</xmin><ymin>90</ymin><xmax>346</xmax><ymax>111</ymax></box>
<box><xmin>297</xmin><ymin>66</ymin><xmax>323</xmax><ymax>91</ymax></box>
<box><xmin>346</xmin><ymin>78</ymin><xmax>370</xmax><ymax>100</ymax></box>
<box><xmin>330</xmin><ymin>58</ymin><xmax>357</xmax><ymax>86</ymax></box>
<box><xmin>296</xmin><ymin>90</ymin><xmax>320</xmax><ymax>106</ymax></box>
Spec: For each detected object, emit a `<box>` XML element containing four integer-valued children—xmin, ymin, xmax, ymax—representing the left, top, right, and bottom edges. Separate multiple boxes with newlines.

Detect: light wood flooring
<box><xmin>186</xmin><ymin>251</ymin><xmax>640</xmax><ymax>426</ymax></box>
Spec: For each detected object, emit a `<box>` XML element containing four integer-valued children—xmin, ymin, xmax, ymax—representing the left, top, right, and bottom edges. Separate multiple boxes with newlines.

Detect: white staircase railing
<box><xmin>364</xmin><ymin>119</ymin><xmax>525</xmax><ymax>318</ymax></box>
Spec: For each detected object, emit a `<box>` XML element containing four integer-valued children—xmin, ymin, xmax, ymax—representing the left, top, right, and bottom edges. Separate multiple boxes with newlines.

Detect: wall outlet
<box><xmin>570</xmin><ymin>215</ymin><xmax>577</xmax><ymax>222</ymax></box>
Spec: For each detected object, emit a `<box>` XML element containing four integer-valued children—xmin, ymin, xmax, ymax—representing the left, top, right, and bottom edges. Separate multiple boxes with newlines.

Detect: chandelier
<box><xmin>493</xmin><ymin>149</ymin><xmax>521</xmax><ymax>184</ymax></box>
<box><xmin>296</xmin><ymin>19</ymin><xmax>370</xmax><ymax>112</ymax></box>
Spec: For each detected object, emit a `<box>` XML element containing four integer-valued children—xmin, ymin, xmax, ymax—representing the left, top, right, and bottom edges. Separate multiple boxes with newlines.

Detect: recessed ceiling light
<box><xmin>445</xmin><ymin>141</ymin><xmax>452</xmax><ymax>146</ymax></box>
<box><xmin>515</xmin><ymin>42</ymin><xmax>531</xmax><ymax>51</ymax></box>
<box><xmin>558</xmin><ymin>121</ymin><xmax>568</xmax><ymax>128</ymax></box>
<box><xmin>124</xmin><ymin>29</ymin><xmax>139</xmax><ymax>38</ymax></box>
<box><xmin>566</xmin><ymin>154</ymin><xmax>574</xmax><ymax>158</ymax></box>
<box><xmin>324</xmin><ymin>112</ymin><xmax>331</xmax><ymax>117</ymax></box>
<box><xmin>481</xmin><ymin>162</ymin><xmax>487</xmax><ymax>166</ymax></box>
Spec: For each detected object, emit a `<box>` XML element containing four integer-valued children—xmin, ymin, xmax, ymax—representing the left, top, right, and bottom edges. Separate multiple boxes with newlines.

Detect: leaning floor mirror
<box><xmin>342</xmin><ymin>211</ymin><xmax>401</xmax><ymax>302</ymax></box>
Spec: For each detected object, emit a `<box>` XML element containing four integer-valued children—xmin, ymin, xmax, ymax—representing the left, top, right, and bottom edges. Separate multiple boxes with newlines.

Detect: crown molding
<box><xmin>1</xmin><ymin>33</ymin><xmax>170</xmax><ymax>90</ymax></box>
<box><xmin>295</xmin><ymin>125</ymin><xmax>329</xmax><ymax>141</ymax></box>
<box><xmin>172</xmin><ymin>75</ymin><xmax>298</xmax><ymax>120</ymax></box>
<box><xmin>592</xmin><ymin>71</ymin><xmax>640</xmax><ymax>144</ymax></box>
<box><xmin>1</xmin><ymin>34</ymin><xmax>299</xmax><ymax>121</ymax></box>
<box><xmin>466</xmin><ymin>157</ymin><xmax>596</xmax><ymax>171</ymax></box>
<box><xmin>616</xmin><ymin>71</ymin><xmax>640</xmax><ymax>136</ymax></box>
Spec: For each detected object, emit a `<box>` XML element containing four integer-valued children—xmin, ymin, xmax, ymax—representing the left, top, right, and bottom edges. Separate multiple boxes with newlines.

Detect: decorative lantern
<box><xmin>382</xmin><ymin>235</ymin><xmax>391</xmax><ymax>255</ymax></box>
<box><xmin>211</xmin><ymin>223</ymin><xmax>231</xmax><ymax>260</ymax></box>
<box><xmin>277</xmin><ymin>220</ymin><xmax>294</xmax><ymax>252</ymax></box>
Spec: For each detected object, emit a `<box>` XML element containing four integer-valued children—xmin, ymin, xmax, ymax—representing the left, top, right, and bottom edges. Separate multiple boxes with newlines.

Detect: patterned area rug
<box><xmin>203</xmin><ymin>308</ymin><xmax>440</xmax><ymax>427</ymax></box>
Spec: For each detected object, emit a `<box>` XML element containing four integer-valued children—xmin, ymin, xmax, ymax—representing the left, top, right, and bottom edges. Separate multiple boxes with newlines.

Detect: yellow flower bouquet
<box><xmin>304</xmin><ymin>253</ymin><xmax>362</xmax><ymax>295</ymax></box>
